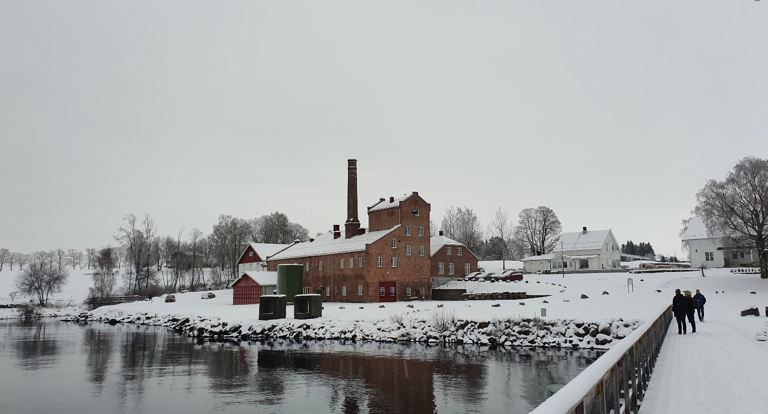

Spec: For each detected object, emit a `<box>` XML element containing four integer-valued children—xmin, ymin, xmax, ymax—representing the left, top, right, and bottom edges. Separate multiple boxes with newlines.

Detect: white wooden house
<box><xmin>522</xmin><ymin>227</ymin><xmax>621</xmax><ymax>273</ymax></box>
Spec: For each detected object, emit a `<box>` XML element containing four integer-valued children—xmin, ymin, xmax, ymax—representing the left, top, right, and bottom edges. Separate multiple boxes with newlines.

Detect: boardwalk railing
<box><xmin>531</xmin><ymin>305</ymin><xmax>673</xmax><ymax>414</ymax></box>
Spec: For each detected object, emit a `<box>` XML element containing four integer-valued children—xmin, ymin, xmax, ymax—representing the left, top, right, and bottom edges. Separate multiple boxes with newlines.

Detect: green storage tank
<box><xmin>277</xmin><ymin>264</ymin><xmax>304</xmax><ymax>303</ymax></box>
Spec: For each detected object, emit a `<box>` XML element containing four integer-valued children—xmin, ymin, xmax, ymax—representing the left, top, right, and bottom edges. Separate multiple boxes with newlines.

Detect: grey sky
<box><xmin>1</xmin><ymin>1</ymin><xmax>766</xmax><ymax>256</ymax></box>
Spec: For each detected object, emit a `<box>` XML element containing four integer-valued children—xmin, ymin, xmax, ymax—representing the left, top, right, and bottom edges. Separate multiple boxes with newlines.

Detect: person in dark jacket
<box><xmin>684</xmin><ymin>290</ymin><xmax>696</xmax><ymax>333</ymax></box>
<box><xmin>693</xmin><ymin>289</ymin><xmax>706</xmax><ymax>321</ymax></box>
<box><xmin>672</xmin><ymin>289</ymin><xmax>688</xmax><ymax>334</ymax></box>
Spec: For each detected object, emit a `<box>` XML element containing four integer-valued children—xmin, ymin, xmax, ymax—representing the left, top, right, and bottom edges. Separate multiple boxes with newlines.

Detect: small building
<box><xmin>230</xmin><ymin>271</ymin><xmax>278</xmax><ymax>305</ymax></box>
<box><xmin>681</xmin><ymin>216</ymin><xmax>759</xmax><ymax>268</ymax></box>
<box><xmin>237</xmin><ymin>243</ymin><xmax>292</xmax><ymax>274</ymax></box>
<box><xmin>430</xmin><ymin>231</ymin><xmax>478</xmax><ymax>288</ymax></box>
<box><xmin>522</xmin><ymin>227</ymin><xmax>621</xmax><ymax>273</ymax></box>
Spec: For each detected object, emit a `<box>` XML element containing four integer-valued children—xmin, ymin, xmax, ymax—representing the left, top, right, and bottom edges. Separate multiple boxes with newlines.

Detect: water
<box><xmin>0</xmin><ymin>320</ymin><xmax>601</xmax><ymax>414</ymax></box>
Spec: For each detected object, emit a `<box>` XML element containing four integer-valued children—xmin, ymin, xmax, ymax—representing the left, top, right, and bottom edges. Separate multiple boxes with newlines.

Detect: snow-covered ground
<box><xmin>0</xmin><ymin>268</ymin><xmax>93</xmax><ymax>319</ymax></box>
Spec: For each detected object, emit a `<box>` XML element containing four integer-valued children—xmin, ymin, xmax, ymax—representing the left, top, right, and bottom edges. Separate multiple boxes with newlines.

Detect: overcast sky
<box><xmin>1</xmin><ymin>0</ymin><xmax>766</xmax><ymax>257</ymax></box>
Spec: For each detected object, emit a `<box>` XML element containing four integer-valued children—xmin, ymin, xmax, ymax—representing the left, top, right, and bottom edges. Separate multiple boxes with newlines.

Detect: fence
<box><xmin>530</xmin><ymin>305</ymin><xmax>673</xmax><ymax>414</ymax></box>
<box><xmin>83</xmin><ymin>295</ymin><xmax>146</xmax><ymax>310</ymax></box>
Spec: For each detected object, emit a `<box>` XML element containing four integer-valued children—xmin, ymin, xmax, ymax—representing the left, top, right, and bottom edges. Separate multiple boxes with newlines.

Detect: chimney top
<box><xmin>389</xmin><ymin>196</ymin><xmax>395</xmax><ymax>203</ymax></box>
<box><xmin>582</xmin><ymin>226</ymin><xmax>588</xmax><ymax>233</ymax></box>
<box><xmin>333</xmin><ymin>224</ymin><xmax>340</xmax><ymax>231</ymax></box>
<box><xmin>412</xmin><ymin>191</ymin><xmax>418</xmax><ymax>195</ymax></box>
<box><xmin>439</xmin><ymin>230</ymin><xmax>444</xmax><ymax>236</ymax></box>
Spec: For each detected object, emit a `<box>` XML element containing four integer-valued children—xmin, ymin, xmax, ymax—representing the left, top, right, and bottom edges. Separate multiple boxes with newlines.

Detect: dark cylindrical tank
<box><xmin>277</xmin><ymin>264</ymin><xmax>304</xmax><ymax>303</ymax></box>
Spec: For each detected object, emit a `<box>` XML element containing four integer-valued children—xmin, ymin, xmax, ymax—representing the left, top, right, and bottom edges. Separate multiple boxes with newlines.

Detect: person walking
<box><xmin>684</xmin><ymin>290</ymin><xmax>696</xmax><ymax>333</ymax></box>
<box><xmin>693</xmin><ymin>289</ymin><xmax>706</xmax><ymax>321</ymax></box>
<box><xmin>672</xmin><ymin>289</ymin><xmax>688</xmax><ymax>335</ymax></box>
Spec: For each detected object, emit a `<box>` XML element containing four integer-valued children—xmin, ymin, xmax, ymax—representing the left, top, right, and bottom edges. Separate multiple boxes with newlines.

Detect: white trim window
<box><xmin>358</xmin><ymin>256</ymin><xmax>364</xmax><ymax>267</ymax></box>
<box><xmin>342</xmin><ymin>285</ymin><xmax>347</xmax><ymax>296</ymax></box>
<box><xmin>325</xmin><ymin>286</ymin><xmax>330</xmax><ymax>297</ymax></box>
<box><xmin>446</xmin><ymin>247</ymin><xmax>452</xmax><ymax>256</ymax></box>
<box><xmin>418</xmin><ymin>226</ymin><xmax>424</xmax><ymax>237</ymax></box>
<box><xmin>405</xmin><ymin>245</ymin><xmax>412</xmax><ymax>256</ymax></box>
<box><xmin>339</xmin><ymin>258</ymin><xmax>344</xmax><ymax>269</ymax></box>
<box><xmin>418</xmin><ymin>245</ymin><xmax>425</xmax><ymax>256</ymax></box>
<box><xmin>464</xmin><ymin>263</ymin><xmax>470</xmax><ymax>275</ymax></box>
<box><xmin>349</xmin><ymin>257</ymin><xmax>354</xmax><ymax>268</ymax></box>
<box><xmin>376</xmin><ymin>256</ymin><xmax>383</xmax><ymax>268</ymax></box>
<box><xmin>319</xmin><ymin>260</ymin><xmax>323</xmax><ymax>271</ymax></box>
<box><xmin>448</xmin><ymin>263</ymin><xmax>455</xmax><ymax>275</ymax></box>
<box><xmin>305</xmin><ymin>261</ymin><xmax>310</xmax><ymax>271</ymax></box>
<box><xmin>391</xmin><ymin>239</ymin><xmax>397</xmax><ymax>248</ymax></box>
<box><xmin>438</xmin><ymin>262</ymin><xmax>445</xmax><ymax>275</ymax></box>
<box><xmin>405</xmin><ymin>226</ymin><xmax>412</xmax><ymax>236</ymax></box>
<box><xmin>357</xmin><ymin>284</ymin><xmax>363</xmax><ymax>296</ymax></box>
<box><xmin>391</xmin><ymin>257</ymin><xmax>398</xmax><ymax>268</ymax></box>
<box><xmin>406</xmin><ymin>287</ymin><xmax>412</xmax><ymax>297</ymax></box>
<box><xmin>457</xmin><ymin>247</ymin><xmax>463</xmax><ymax>256</ymax></box>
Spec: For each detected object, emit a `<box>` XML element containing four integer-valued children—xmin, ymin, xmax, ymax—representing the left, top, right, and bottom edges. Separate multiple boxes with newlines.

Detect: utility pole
<box><xmin>561</xmin><ymin>240</ymin><xmax>565</xmax><ymax>278</ymax></box>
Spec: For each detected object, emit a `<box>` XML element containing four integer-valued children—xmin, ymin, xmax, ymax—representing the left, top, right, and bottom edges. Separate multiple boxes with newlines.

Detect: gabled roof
<box><xmin>368</xmin><ymin>194</ymin><xmax>413</xmax><ymax>212</ymax></box>
<box><xmin>681</xmin><ymin>216</ymin><xmax>720</xmax><ymax>241</ymax></box>
<box><xmin>557</xmin><ymin>229</ymin><xmax>613</xmax><ymax>252</ymax></box>
<box><xmin>229</xmin><ymin>271</ymin><xmax>278</xmax><ymax>288</ymax></box>
<box><xmin>429</xmin><ymin>235</ymin><xmax>464</xmax><ymax>257</ymax></box>
<box><xmin>239</xmin><ymin>242</ymin><xmax>293</xmax><ymax>262</ymax></box>
<box><xmin>521</xmin><ymin>253</ymin><xmax>557</xmax><ymax>261</ymax></box>
<box><xmin>268</xmin><ymin>226</ymin><xmax>400</xmax><ymax>261</ymax></box>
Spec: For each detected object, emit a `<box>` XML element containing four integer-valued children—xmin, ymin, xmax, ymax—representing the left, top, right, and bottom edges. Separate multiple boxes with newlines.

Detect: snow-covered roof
<box><xmin>268</xmin><ymin>226</ymin><xmax>400</xmax><ymax>260</ymax></box>
<box><xmin>241</xmin><ymin>242</ymin><xmax>292</xmax><ymax>261</ymax></box>
<box><xmin>557</xmin><ymin>229</ymin><xmax>613</xmax><ymax>252</ymax></box>
<box><xmin>429</xmin><ymin>235</ymin><xmax>464</xmax><ymax>256</ymax></box>
<box><xmin>681</xmin><ymin>216</ymin><xmax>719</xmax><ymax>241</ymax></box>
<box><xmin>368</xmin><ymin>194</ymin><xmax>412</xmax><ymax>212</ymax></box>
<box><xmin>521</xmin><ymin>253</ymin><xmax>557</xmax><ymax>261</ymax></box>
<box><xmin>229</xmin><ymin>271</ymin><xmax>278</xmax><ymax>288</ymax></box>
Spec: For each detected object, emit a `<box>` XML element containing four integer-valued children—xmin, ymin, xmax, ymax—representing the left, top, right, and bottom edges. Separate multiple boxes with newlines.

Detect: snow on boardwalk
<box><xmin>640</xmin><ymin>272</ymin><xmax>768</xmax><ymax>414</ymax></box>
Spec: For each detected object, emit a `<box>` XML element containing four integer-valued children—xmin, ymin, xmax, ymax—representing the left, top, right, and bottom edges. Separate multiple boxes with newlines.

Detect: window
<box><xmin>391</xmin><ymin>239</ymin><xmax>397</xmax><ymax>248</ymax></box>
<box><xmin>340</xmin><ymin>258</ymin><xmax>344</xmax><ymax>269</ymax></box>
<box><xmin>358</xmin><ymin>284</ymin><xmax>363</xmax><ymax>296</ymax></box>
<box><xmin>447</xmin><ymin>247</ymin><xmax>452</xmax><ymax>256</ymax></box>
<box><xmin>342</xmin><ymin>285</ymin><xmax>347</xmax><ymax>296</ymax></box>
<box><xmin>457</xmin><ymin>247</ymin><xmax>463</xmax><ymax>256</ymax></box>
<box><xmin>740</xmin><ymin>251</ymin><xmax>745</xmax><ymax>259</ymax></box>
<box><xmin>448</xmin><ymin>263</ymin><xmax>455</xmax><ymax>275</ymax></box>
<box><xmin>302</xmin><ymin>287</ymin><xmax>311</xmax><ymax>294</ymax></box>
<box><xmin>305</xmin><ymin>261</ymin><xmax>310</xmax><ymax>271</ymax></box>
<box><xmin>419</xmin><ymin>287</ymin><xmax>425</xmax><ymax>297</ymax></box>
<box><xmin>249</xmin><ymin>251</ymin><xmax>254</xmax><ymax>257</ymax></box>
<box><xmin>438</xmin><ymin>262</ymin><xmax>445</xmax><ymax>275</ymax></box>
<box><xmin>418</xmin><ymin>226</ymin><xmax>424</xmax><ymax>236</ymax></box>
<box><xmin>391</xmin><ymin>257</ymin><xmax>398</xmax><ymax>267</ymax></box>
<box><xmin>733</xmin><ymin>252</ymin><xmax>739</xmax><ymax>259</ymax></box>
<box><xmin>464</xmin><ymin>263</ymin><xmax>470</xmax><ymax>275</ymax></box>
<box><xmin>379</xmin><ymin>286</ymin><xmax>385</xmax><ymax>296</ymax></box>
<box><xmin>418</xmin><ymin>245</ymin><xmax>425</xmax><ymax>256</ymax></box>
<box><xmin>413</xmin><ymin>209</ymin><xmax>420</xmax><ymax>216</ymax></box>
<box><xmin>705</xmin><ymin>252</ymin><xmax>714</xmax><ymax>261</ymax></box>
<box><xmin>325</xmin><ymin>286</ymin><xmax>330</xmax><ymax>297</ymax></box>
<box><xmin>358</xmin><ymin>256</ymin><xmax>364</xmax><ymax>267</ymax></box>
<box><xmin>405</xmin><ymin>226</ymin><xmax>412</xmax><ymax>236</ymax></box>
<box><xmin>319</xmin><ymin>260</ymin><xmax>323</xmax><ymax>271</ymax></box>
<box><xmin>406</xmin><ymin>287</ymin><xmax>412</xmax><ymax>297</ymax></box>
<box><xmin>376</xmin><ymin>257</ymin><xmax>383</xmax><ymax>267</ymax></box>
<box><xmin>349</xmin><ymin>257</ymin><xmax>354</xmax><ymax>268</ymax></box>
<box><xmin>406</xmin><ymin>245</ymin><xmax>412</xmax><ymax>256</ymax></box>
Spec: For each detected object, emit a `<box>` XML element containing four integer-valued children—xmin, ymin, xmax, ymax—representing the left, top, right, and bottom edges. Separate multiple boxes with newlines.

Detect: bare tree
<box><xmin>85</xmin><ymin>248</ymin><xmax>97</xmax><ymax>269</ymax></box>
<box><xmin>252</xmin><ymin>212</ymin><xmax>309</xmax><ymax>244</ymax></box>
<box><xmin>488</xmin><ymin>207</ymin><xmax>514</xmax><ymax>269</ymax></box>
<box><xmin>441</xmin><ymin>206</ymin><xmax>484</xmax><ymax>254</ymax></box>
<box><xmin>188</xmin><ymin>228</ymin><xmax>203</xmax><ymax>290</ymax></box>
<box><xmin>15</xmin><ymin>252</ymin><xmax>68</xmax><ymax>306</ymax></box>
<box><xmin>695</xmin><ymin>157</ymin><xmax>768</xmax><ymax>279</ymax></box>
<box><xmin>0</xmin><ymin>248</ymin><xmax>9</xmax><ymax>271</ymax></box>
<box><xmin>90</xmin><ymin>247</ymin><xmax>117</xmax><ymax>298</ymax></box>
<box><xmin>67</xmin><ymin>249</ymin><xmax>84</xmax><ymax>270</ymax></box>
<box><xmin>115</xmin><ymin>214</ymin><xmax>156</xmax><ymax>294</ymax></box>
<box><xmin>514</xmin><ymin>206</ymin><xmax>562</xmax><ymax>256</ymax></box>
<box><xmin>53</xmin><ymin>249</ymin><xmax>67</xmax><ymax>273</ymax></box>
<box><xmin>210</xmin><ymin>215</ymin><xmax>251</xmax><ymax>279</ymax></box>
<box><xmin>15</xmin><ymin>253</ymin><xmax>27</xmax><ymax>272</ymax></box>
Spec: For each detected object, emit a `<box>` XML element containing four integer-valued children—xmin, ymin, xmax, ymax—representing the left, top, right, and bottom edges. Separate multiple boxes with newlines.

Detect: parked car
<box><xmin>164</xmin><ymin>294</ymin><xmax>176</xmax><ymax>303</ymax></box>
<box><xmin>464</xmin><ymin>271</ymin><xmax>483</xmax><ymax>281</ymax></box>
<box><xmin>201</xmin><ymin>292</ymin><xmax>215</xmax><ymax>299</ymax></box>
<box><xmin>499</xmin><ymin>270</ymin><xmax>524</xmax><ymax>282</ymax></box>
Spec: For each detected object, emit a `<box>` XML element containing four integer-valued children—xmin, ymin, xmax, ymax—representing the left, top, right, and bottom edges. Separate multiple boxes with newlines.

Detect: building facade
<box><xmin>267</xmin><ymin>160</ymin><xmax>432</xmax><ymax>302</ymax></box>
<box><xmin>237</xmin><ymin>242</ymin><xmax>292</xmax><ymax>274</ymax></box>
<box><xmin>521</xmin><ymin>228</ymin><xmax>621</xmax><ymax>273</ymax></box>
<box><xmin>681</xmin><ymin>216</ymin><xmax>759</xmax><ymax>268</ymax></box>
<box><xmin>430</xmin><ymin>232</ymin><xmax>478</xmax><ymax>286</ymax></box>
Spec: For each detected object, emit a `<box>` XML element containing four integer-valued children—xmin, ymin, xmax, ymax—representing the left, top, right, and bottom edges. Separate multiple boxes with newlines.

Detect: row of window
<box><xmin>313</xmin><ymin>284</ymin><xmax>427</xmax><ymax>297</ymax></box>
<box><xmin>437</xmin><ymin>262</ymin><xmax>472</xmax><ymax>275</ymax></box>
<box><xmin>403</xmin><ymin>226</ymin><xmax>425</xmax><ymax>237</ymax></box>
<box><xmin>305</xmin><ymin>256</ymin><xmax>365</xmax><ymax>272</ymax></box>
<box><xmin>445</xmin><ymin>246</ymin><xmax>463</xmax><ymax>256</ymax></box>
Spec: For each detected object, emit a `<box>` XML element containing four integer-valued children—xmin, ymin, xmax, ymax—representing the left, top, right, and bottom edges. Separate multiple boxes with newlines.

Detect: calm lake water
<box><xmin>0</xmin><ymin>320</ymin><xmax>601</xmax><ymax>414</ymax></box>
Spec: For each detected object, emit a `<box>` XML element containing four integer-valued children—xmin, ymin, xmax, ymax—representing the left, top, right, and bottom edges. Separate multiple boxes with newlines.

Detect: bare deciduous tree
<box><xmin>251</xmin><ymin>212</ymin><xmax>309</xmax><ymax>244</ymax></box>
<box><xmin>210</xmin><ymin>215</ymin><xmax>251</xmax><ymax>279</ymax></box>
<box><xmin>90</xmin><ymin>247</ymin><xmax>116</xmax><ymax>298</ymax></box>
<box><xmin>67</xmin><ymin>249</ymin><xmax>84</xmax><ymax>270</ymax></box>
<box><xmin>514</xmin><ymin>206</ymin><xmax>562</xmax><ymax>256</ymax></box>
<box><xmin>695</xmin><ymin>157</ymin><xmax>768</xmax><ymax>279</ymax></box>
<box><xmin>15</xmin><ymin>252</ymin><xmax>68</xmax><ymax>306</ymax></box>
<box><xmin>0</xmin><ymin>248</ymin><xmax>9</xmax><ymax>271</ymax></box>
<box><xmin>115</xmin><ymin>214</ymin><xmax>156</xmax><ymax>294</ymax></box>
<box><xmin>441</xmin><ymin>206</ymin><xmax>484</xmax><ymax>254</ymax></box>
<box><xmin>85</xmin><ymin>248</ymin><xmax>97</xmax><ymax>269</ymax></box>
<box><xmin>488</xmin><ymin>207</ymin><xmax>514</xmax><ymax>269</ymax></box>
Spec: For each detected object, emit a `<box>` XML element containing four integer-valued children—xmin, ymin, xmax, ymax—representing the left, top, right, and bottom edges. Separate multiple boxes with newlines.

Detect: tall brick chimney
<box><xmin>345</xmin><ymin>159</ymin><xmax>360</xmax><ymax>238</ymax></box>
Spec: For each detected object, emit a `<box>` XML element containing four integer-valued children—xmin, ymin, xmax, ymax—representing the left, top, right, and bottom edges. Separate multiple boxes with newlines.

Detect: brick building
<box><xmin>267</xmin><ymin>160</ymin><xmax>432</xmax><ymax>302</ymax></box>
<box><xmin>430</xmin><ymin>231</ymin><xmax>478</xmax><ymax>280</ymax></box>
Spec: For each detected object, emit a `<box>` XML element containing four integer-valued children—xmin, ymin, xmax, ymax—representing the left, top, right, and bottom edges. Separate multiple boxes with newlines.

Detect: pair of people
<box><xmin>672</xmin><ymin>289</ymin><xmax>706</xmax><ymax>334</ymax></box>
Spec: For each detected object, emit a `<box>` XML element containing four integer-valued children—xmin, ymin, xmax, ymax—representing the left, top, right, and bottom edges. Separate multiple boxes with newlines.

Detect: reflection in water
<box><xmin>0</xmin><ymin>321</ymin><xmax>602</xmax><ymax>414</ymax></box>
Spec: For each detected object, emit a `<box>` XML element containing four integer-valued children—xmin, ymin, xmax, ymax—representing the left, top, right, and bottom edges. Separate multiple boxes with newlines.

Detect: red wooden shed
<box><xmin>230</xmin><ymin>271</ymin><xmax>278</xmax><ymax>305</ymax></box>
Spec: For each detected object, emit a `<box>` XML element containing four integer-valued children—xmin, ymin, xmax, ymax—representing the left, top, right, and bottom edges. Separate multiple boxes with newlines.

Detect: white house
<box><xmin>681</xmin><ymin>216</ymin><xmax>758</xmax><ymax>268</ymax></box>
<box><xmin>521</xmin><ymin>227</ymin><xmax>621</xmax><ymax>273</ymax></box>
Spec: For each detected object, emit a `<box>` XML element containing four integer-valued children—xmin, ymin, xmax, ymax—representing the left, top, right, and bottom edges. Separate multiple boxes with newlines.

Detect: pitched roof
<box><xmin>268</xmin><ymin>226</ymin><xmax>400</xmax><ymax>261</ymax></box>
<box><xmin>368</xmin><ymin>194</ymin><xmax>412</xmax><ymax>212</ymax></box>
<box><xmin>681</xmin><ymin>216</ymin><xmax>720</xmax><ymax>241</ymax></box>
<box><xmin>429</xmin><ymin>235</ymin><xmax>464</xmax><ymax>257</ymax></box>
<box><xmin>557</xmin><ymin>229</ymin><xmax>613</xmax><ymax>252</ymax></box>
<box><xmin>228</xmin><ymin>271</ymin><xmax>278</xmax><ymax>288</ymax></box>
<box><xmin>248</xmin><ymin>242</ymin><xmax>293</xmax><ymax>259</ymax></box>
<box><xmin>521</xmin><ymin>253</ymin><xmax>557</xmax><ymax>261</ymax></box>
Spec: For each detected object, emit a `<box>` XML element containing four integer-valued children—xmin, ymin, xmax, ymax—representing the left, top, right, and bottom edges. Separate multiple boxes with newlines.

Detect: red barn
<box><xmin>230</xmin><ymin>271</ymin><xmax>278</xmax><ymax>305</ymax></box>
